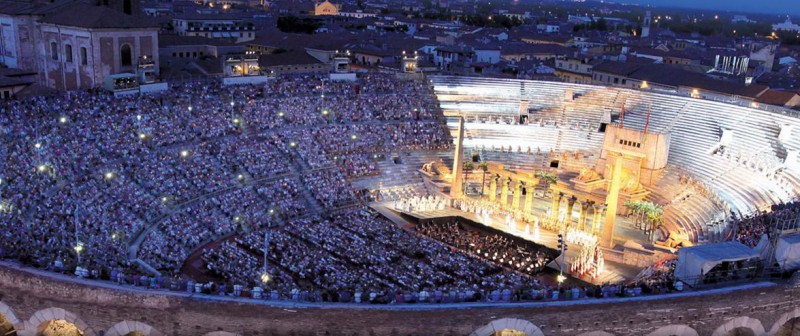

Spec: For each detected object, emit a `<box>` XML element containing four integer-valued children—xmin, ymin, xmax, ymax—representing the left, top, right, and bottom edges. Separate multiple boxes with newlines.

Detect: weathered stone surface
<box><xmin>0</xmin><ymin>264</ymin><xmax>798</xmax><ymax>336</ymax></box>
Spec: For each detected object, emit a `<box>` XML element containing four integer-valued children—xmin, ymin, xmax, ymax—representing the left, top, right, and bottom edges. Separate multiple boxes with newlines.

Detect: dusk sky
<box><xmin>607</xmin><ymin>0</ymin><xmax>800</xmax><ymax>16</ymax></box>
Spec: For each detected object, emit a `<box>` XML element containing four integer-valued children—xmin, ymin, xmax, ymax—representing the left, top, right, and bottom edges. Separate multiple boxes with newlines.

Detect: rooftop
<box><xmin>40</xmin><ymin>3</ymin><xmax>159</xmax><ymax>29</ymax></box>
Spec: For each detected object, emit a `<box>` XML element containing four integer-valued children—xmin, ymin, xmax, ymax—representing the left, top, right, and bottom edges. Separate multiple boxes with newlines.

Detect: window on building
<box><xmin>50</xmin><ymin>42</ymin><xmax>58</xmax><ymax>60</ymax></box>
<box><xmin>120</xmin><ymin>44</ymin><xmax>132</xmax><ymax>66</ymax></box>
<box><xmin>65</xmin><ymin>44</ymin><xmax>73</xmax><ymax>62</ymax></box>
<box><xmin>123</xmin><ymin>0</ymin><xmax>132</xmax><ymax>15</ymax></box>
<box><xmin>80</xmin><ymin>47</ymin><xmax>87</xmax><ymax>65</ymax></box>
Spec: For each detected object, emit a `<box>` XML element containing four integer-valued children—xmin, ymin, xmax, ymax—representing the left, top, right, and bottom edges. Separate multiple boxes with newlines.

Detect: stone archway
<box><xmin>577</xmin><ymin>332</ymin><xmax>616</xmax><ymax>336</ymax></box>
<box><xmin>36</xmin><ymin>320</ymin><xmax>83</xmax><ymax>336</ymax></box>
<box><xmin>770</xmin><ymin>308</ymin><xmax>800</xmax><ymax>336</ymax></box>
<box><xmin>711</xmin><ymin>316</ymin><xmax>765</xmax><ymax>336</ymax></box>
<box><xmin>723</xmin><ymin>327</ymin><xmax>757</xmax><ymax>336</ymax></box>
<box><xmin>105</xmin><ymin>321</ymin><xmax>163</xmax><ymax>336</ymax></box>
<box><xmin>0</xmin><ymin>301</ymin><xmax>19</xmax><ymax>335</ymax></box>
<box><xmin>773</xmin><ymin>317</ymin><xmax>800</xmax><ymax>336</ymax></box>
<box><xmin>646</xmin><ymin>324</ymin><xmax>699</xmax><ymax>336</ymax></box>
<box><xmin>17</xmin><ymin>308</ymin><xmax>96</xmax><ymax>336</ymax></box>
<box><xmin>469</xmin><ymin>318</ymin><xmax>544</xmax><ymax>336</ymax></box>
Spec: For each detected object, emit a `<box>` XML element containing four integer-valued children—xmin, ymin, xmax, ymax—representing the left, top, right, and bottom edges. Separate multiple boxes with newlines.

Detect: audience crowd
<box><xmin>732</xmin><ymin>201</ymin><xmax>800</xmax><ymax>247</ymax></box>
<box><xmin>1</xmin><ymin>71</ymin><xmax>788</xmax><ymax>306</ymax></box>
<box><xmin>0</xmin><ymin>73</ymin><xmax>448</xmax><ymax>280</ymax></box>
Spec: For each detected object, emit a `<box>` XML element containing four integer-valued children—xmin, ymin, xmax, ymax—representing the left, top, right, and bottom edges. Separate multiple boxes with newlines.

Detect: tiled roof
<box><xmin>259</xmin><ymin>50</ymin><xmax>323</xmax><ymax>67</ymax></box>
<box><xmin>40</xmin><ymin>3</ymin><xmax>159</xmax><ymax>29</ymax></box>
<box><xmin>594</xmin><ymin>62</ymin><xmax>769</xmax><ymax>98</ymax></box>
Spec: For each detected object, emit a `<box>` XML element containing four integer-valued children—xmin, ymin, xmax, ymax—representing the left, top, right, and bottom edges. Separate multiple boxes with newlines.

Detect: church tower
<box><xmin>641</xmin><ymin>10</ymin><xmax>651</xmax><ymax>38</ymax></box>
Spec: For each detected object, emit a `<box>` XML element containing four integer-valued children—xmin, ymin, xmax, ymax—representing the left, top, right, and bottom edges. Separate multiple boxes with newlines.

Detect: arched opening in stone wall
<box><xmin>202</xmin><ymin>332</ymin><xmax>241</xmax><ymax>336</ymax></box>
<box><xmin>775</xmin><ymin>317</ymin><xmax>800</xmax><ymax>336</ymax></box>
<box><xmin>25</xmin><ymin>308</ymin><xmax>94</xmax><ymax>336</ymax></box>
<box><xmin>0</xmin><ymin>312</ymin><xmax>16</xmax><ymax>336</ymax></box>
<box><xmin>492</xmin><ymin>330</ymin><xmax>528</xmax><ymax>336</ymax></box>
<box><xmin>36</xmin><ymin>319</ymin><xmax>84</xmax><ymax>336</ymax></box>
<box><xmin>646</xmin><ymin>324</ymin><xmax>699</xmax><ymax>336</ymax></box>
<box><xmin>723</xmin><ymin>327</ymin><xmax>755</xmax><ymax>336</ymax></box>
<box><xmin>0</xmin><ymin>302</ymin><xmax>18</xmax><ymax>336</ymax></box>
<box><xmin>711</xmin><ymin>316</ymin><xmax>765</xmax><ymax>336</ymax></box>
<box><xmin>104</xmin><ymin>321</ymin><xmax>162</xmax><ymax>336</ymax></box>
<box><xmin>470</xmin><ymin>318</ymin><xmax>544</xmax><ymax>336</ymax></box>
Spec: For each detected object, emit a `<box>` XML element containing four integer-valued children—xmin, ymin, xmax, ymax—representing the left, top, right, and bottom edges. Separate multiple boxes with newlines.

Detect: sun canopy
<box><xmin>776</xmin><ymin>233</ymin><xmax>800</xmax><ymax>271</ymax></box>
<box><xmin>674</xmin><ymin>241</ymin><xmax>760</xmax><ymax>286</ymax></box>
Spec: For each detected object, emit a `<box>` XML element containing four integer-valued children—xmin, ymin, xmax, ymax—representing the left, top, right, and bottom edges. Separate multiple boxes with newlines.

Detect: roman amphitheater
<box><xmin>1</xmin><ymin>74</ymin><xmax>800</xmax><ymax>336</ymax></box>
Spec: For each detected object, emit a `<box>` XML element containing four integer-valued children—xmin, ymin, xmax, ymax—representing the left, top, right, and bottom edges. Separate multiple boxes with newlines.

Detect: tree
<box><xmin>463</xmin><ymin>161</ymin><xmax>474</xmax><ymax>193</ymax></box>
<box><xmin>535</xmin><ymin>170</ymin><xmax>557</xmax><ymax>188</ymax></box>
<box><xmin>478</xmin><ymin>162</ymin><xmax>489</xmax><ymax>195</ymax></box>
<box><xmin>624</xmin><ymin>200</ymin><xmax>662</xmax><ymax>235</ymax></box>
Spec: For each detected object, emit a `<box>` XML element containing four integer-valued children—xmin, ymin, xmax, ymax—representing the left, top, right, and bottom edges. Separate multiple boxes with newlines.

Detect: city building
<box><xmin>172</xmin><ymin>12</ymin><xmax>256</xmax><ymax>43</ymax></box>
<box><xmin>313</xmin><ymin>0</ymin><xmax>339</xmax><ymax>16</ymax></box>
<box><xmin>0</xmin><ymin>0</ymin><xmax>159</xmax><ymax>90</ymax></box>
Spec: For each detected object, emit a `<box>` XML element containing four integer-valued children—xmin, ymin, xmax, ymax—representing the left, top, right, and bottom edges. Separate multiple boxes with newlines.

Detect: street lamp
<box><xmin>261</xmin><ymin>229</ymin><xmax>271</xmax><ymax>284</ymax></box>
<box><xmin>74</xmin><ymin>242</ymin><xmax>83</xmax><ymax>265</ymax></box>
<box><xmin>74</xmin><ymin>203</ymin><xmax>82</xmax><ymax>265</ymax></box>
<box><xmin>557</xmin><ymin>233</ymin><xmax>568</xmax><ymax>289</ymax></box>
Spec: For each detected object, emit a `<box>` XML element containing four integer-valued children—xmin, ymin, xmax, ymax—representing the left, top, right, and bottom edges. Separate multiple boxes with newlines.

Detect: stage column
<box><xmin>601</xmin><ymin>153</ymin><xmax>623</xmax><ymax>248</ymax></box>
<box><xmin>449</xmin><ymin>117</ymin><xmax>465</xmax><ymax>198</ymax></box>
<box><xmin>592</xmin><ymin>205</ymin><xmax>606</xmax><ymax>235</ymax></box>
<box><xmin>512</xmin><ymin>183</ymin><xmax>522</xmax><ymax>210</ymax></box>
<box><xmin>500</xmin><ymin>178</ymin><xmax>510</xmax><ymax>208</ymax></box>
<box><xmin>579</xmin><ymin>201</ymin><xmax>589</xmax><ymax>231</ymax></box>
<box><xmin>566</xmin><ymin>195</ymin><xmax>576</xmax><ymax>230</ymax></box>
<box><xmin>489</xmin><ymin>177</ymin><xmax>498</xmax><ymax>202</ymax></box>
<box><xmin>551</xmin><ymin>192</ymin><xmax>562</xmax><ymax>219</ymax></box>
<box><xmin>524</xmin><ymin>187</ymin><xmax>534</xmax><ymax>214</ymax></box>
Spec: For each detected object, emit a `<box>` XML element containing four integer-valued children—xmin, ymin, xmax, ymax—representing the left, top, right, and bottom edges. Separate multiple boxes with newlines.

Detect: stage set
<box><xmin>375</xmin><ymin>117</ymin><xmax>679</xmax><ymax>285</ymax></box>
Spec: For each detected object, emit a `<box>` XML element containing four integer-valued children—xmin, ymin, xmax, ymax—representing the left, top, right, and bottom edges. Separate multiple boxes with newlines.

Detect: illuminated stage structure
<box><xmin>377</xmin><ymin>74</ymin><xmax>800</xmax><ymax>283</ymax></box>
<box><xmin>408</xmin><ymin>118</ymin><xmax>674</xmax><ymax>283</ymax></box>
<box><xmin>429</xmin><ymin>75</ymin><xmax>800</xmax><ymax>248</ymax></box>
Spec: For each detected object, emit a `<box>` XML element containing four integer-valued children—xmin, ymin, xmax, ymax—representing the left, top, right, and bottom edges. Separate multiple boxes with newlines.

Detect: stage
<box><xmin>371</xmin><ymin>199</ymin><xmax>645</xmax><ymax>285</ymax></box>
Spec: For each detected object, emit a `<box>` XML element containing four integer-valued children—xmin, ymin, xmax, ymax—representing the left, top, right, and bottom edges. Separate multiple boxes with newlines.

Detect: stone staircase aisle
<box><xmin>284</xmin><ymin>149</ymin><xmax>324</xmax><ymax>215</ymax></box>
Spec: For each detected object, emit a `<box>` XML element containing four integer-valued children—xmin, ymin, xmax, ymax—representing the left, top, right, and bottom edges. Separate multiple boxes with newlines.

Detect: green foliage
<box><xmin>535</xmin><ymin>171</ymin><xmax>557</xmax><ymax>185</ymax></box>
<box><xmin>463</xmin><ymin>161</ymin><xmax>475</xmax><ymax>171</ymax></box>
<box><xmin>625</xmin><ymin>200</ymin><xmax>664</xmax><ymax>228</ymax></box>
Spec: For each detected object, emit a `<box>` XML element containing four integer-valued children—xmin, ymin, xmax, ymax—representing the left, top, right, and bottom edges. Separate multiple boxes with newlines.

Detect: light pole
<box><xmin>260</xmin><ymin>221</ymin><xmax>272</xmax><ymax>284</ymax></box>
<box><xmin>557</xmin><ymin>233</ymin><xmax>568</xmax><ymax>290</ymax></box>
<box><xmin>74</xmin><ymin>203</ymin><xmax>82</xmax><ymax>265</ymax></box>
